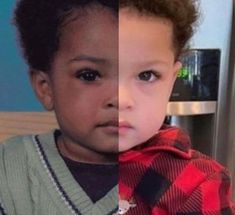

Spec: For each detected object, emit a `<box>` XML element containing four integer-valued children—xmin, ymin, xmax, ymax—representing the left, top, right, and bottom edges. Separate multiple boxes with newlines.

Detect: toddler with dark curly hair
<box><xmin>0</xmin><ymin>1</ymin><xmax>118</xmax><ymax>214</ymax></box>
<box><xmin>118</xmin><ymin>0</ymin><xmax>235</xmax><ymax>214</ymax></box>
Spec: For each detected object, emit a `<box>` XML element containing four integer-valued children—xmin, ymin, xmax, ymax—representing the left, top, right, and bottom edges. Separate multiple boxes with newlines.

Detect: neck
<box><xmin>57</xmin><ymin>134</ymin><xmax>117</xmax><ymax>164</ymax></box>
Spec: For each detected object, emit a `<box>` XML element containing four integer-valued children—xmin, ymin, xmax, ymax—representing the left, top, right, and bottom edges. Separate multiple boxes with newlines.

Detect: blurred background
<box><xmin>0</xmin><ymin>0</ymin><xmax>43</xmax><ymax>111</ymax></box>
<box><xmin>166</xmin><ymin>0</ymin><xmax>235</xmax><ymax>198</ymax></box>
<box><xmin>0</xmin><ymin>1</ymin><xmax>57</xmax><ymax>141</ymax></box>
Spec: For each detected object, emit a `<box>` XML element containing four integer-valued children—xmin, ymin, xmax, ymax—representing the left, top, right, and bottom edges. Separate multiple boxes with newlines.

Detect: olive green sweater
<box><xmin>0</xmin><ymin>131</ymin><xmax>118</xmax><ymax>215</ymax></box>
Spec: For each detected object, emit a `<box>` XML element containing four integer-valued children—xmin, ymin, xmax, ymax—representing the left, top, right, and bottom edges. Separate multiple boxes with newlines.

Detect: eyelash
<box><xmin>138</xmin><ymin>70</ymin><xmax>161</xmax><ymax>82</ymax></box>
<box><xmin>75</xmin><ymin>68</ymin><xmax>101</xmax><ymax>82</ymax></box>
<box><xmin>75</xmin><ymin>69</ymin><xmax>161</xmax><ymax>83</ymax></box>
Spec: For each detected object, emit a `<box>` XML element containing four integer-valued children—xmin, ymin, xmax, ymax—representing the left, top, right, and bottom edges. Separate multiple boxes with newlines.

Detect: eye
<box><xmin>76</xmin><ymin>69</ymin><xmax>101</xmax><ymax>82</ymax></box>
<box><xmin>138</xmin><ymin>70</ymin><xmax>160</xmax><ymax>82</ymax></box>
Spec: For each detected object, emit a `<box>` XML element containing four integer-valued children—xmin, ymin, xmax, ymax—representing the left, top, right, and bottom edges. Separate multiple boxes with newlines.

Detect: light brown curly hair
<box><xmin>120</xmin><ymin>0</ymin><xmax>199</xmax><ymax>58</ymax></box>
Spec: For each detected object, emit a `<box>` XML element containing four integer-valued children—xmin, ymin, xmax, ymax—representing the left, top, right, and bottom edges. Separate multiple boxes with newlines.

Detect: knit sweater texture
<box><xmin>0</xmin><ymin>131</ymin><xmax>118</xmax><ymax>215</ymax></box>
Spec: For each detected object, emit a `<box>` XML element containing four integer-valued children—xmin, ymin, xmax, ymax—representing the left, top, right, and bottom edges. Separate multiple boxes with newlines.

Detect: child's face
<box><xmin>118</xmin><ymin>10</ymin><xmax>181</xmax><ymax>152</ymax></box>
<box><xmin>32</xmin><ymin>8</ymin><xmax>118</xmax><ymax>162</ymax></box>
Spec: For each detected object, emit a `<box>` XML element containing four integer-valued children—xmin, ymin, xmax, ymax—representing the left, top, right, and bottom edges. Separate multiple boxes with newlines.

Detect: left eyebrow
<box><xmin>69</xmin><ymin>55</ymin><xmax>108</xmax><ymax>64</ymax></box>
<box><xmin>138</xmin><ymin>60</ymin><xmax>169</xmax><ymax>67</ymax></box>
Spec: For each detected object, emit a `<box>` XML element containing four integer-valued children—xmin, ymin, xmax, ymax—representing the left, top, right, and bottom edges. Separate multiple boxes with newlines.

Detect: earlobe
<box><xmin>30</xmin><ymin>70</ymin><xmax>54</xmax><ymax>111</ymax></box>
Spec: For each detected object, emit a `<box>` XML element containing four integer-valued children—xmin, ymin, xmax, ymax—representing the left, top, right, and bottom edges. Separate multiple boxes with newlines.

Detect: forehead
<box><xmin>61</xmin><ymin>4</ymin><xmax>117</xmax><ymax>28</ymax></box>
<box><xmin>60</xmin><ymin>6</ymin><xmax>117</xmax><ymax>40</ymax></box>
<box><xmin>55</xmin><ymin>7</ymin><xmax>118</xmax><ymax>62</ymax></box>
<box><xmin>119</xmin><ymin>9</ymin><xmax>173</xmax><ymax>43</ymax></box>
<box><xmin>119</xmin><ymin>10</ymin><xmax>175</xmax><ymax>65</ymax></box>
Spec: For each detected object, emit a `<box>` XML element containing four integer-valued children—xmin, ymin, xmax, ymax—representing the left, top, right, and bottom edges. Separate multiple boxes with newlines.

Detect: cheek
<box><xmin>142</xmin><ymin>100</ymin><xmax>167</xmax><ymax>120</ymax></box>
<box><xmin>54</xmin><ymin>97</ymin><xmax>99</xmax><ymax>133</ymax></box>
<box><xmin>138</xmin><ymin>84</ymin><xmax>170</xmax><ymax>106</ymax></box>
<box><xmin>138</xmin><ymin>102</ymin><xmax>167</xmax><ymax>140</ymax></box>
<box><xmin>54</xmin><ymin>82</ymin><xmax>103</xmax><ymax>104</ymax></box>
<box><xmin>138</xmin><ymin>92</ymin><xmax>169</xmax><ymax>127</ymax></box>
<box><xmin>52</xmin><ymin>86</ymin><xmax>104</xmax><ymax>122</ymax></box>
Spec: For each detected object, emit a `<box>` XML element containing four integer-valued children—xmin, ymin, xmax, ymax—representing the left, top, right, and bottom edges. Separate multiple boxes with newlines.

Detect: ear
<box><xmin>172</xmin><ymin>61</ymin><xmax>182</xmax><ymax>81</ymax></box>
<box><xmin>167</xmin><ymin>61</ymin><xmax>182</xmax><ymax>98</ymax></box>
<box><xmin>30</xmin><ymin>70</ymin><xmax>54</xmax><ymax>111</ymax></box>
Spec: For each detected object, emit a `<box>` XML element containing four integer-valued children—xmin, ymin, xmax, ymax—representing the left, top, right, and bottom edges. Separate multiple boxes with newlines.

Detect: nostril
<box><xmin>107</xmin><ymin>103</ymin><xmax>118</xmax><ymax>108</ymax></box>
<box><xmin>105</xmin><ymin>96</ymin><xmax>118</xmax><ymax>108</ymax></box>
<box><xmin>106</xmin><ymin>101</ymin><xmax>118</xmax><ymax>108</ymax></box>
<box><xmin>107</xmin><ymin>103</ymin><xmax>114</xmax><ymax>107</ymax></box>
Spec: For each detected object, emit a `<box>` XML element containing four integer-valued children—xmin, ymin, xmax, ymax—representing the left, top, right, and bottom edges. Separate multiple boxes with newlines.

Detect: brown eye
<box><xmin>138</xmin><ymin>70</ymin><xmax>160</xmax><ymax>82</ymax></box>
<box><xmin>76</xmin><ymin>69</ymin><xmax>101</xmax><ymax>82</ymax></box>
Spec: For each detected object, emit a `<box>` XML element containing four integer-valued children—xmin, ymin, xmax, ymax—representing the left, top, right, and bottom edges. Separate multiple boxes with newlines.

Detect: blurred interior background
<box><xmin>166</xmin><ymin>0</ymin><xmax>235</xmax><ymax>199</ymax></box>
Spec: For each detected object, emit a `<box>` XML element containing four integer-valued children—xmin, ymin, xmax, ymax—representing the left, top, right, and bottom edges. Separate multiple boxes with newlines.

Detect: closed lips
<box><xmin>97</xmin><ymin>120</ymin><xmax>118</xmax><ymax>127</ymax></box>
<box><xmin>119</xmin><ymin>121</ymin><xmax>132</xmax><ymax>128</ymax></box>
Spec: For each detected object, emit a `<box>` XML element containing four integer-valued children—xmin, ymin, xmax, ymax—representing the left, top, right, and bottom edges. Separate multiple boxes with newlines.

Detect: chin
<box><xmin>97</xmin><ymin>145</ymin><xmax>118</xmax><ymax>154</ymax></box>
<box><xmin>118</xmin><ymin>144</ymin><xmax>134</xmax><ymax>153</ymax></box>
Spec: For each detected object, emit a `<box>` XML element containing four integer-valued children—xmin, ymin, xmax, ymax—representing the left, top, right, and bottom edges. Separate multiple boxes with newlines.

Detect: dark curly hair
<box><xmin>14</xmin><ymin>0</ymin><xmax>118</xmax><ymax>72</ymax></box>
<box><xmin>120</xmin><ymin>0</ymin><xmax>198</xmax><ymax>58</ymax></box>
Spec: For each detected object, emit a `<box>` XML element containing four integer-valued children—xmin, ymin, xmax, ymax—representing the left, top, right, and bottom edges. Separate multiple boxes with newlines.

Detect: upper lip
<box><xmin>97</xmin><ymin>120</ymin><xmax>118</xmax><ymax>127</ymax></box>
<box><xmin>118</xmin><ymin>121</ymin><xmax>132</xmax><ymax>128</ymax></box>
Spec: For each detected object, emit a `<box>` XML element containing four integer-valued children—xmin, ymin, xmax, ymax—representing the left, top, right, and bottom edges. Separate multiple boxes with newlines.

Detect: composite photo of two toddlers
<box><xmin>0</xmin><ymin>0</ymin><xmax>235</xmax><ymax>214</ymax></box>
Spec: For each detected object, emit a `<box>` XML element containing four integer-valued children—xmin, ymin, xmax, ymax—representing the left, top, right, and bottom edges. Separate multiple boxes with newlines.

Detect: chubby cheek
<box><xmin>140</xmin><ymin>103</ymin><xmax>166</xmax><ymax>132</ymax></box>
<box><xmin>53</xmin><ymin>86</ymin><xmax>103</xmax><ymax>123</ymax></box>
<box><xmin>137</xmin><ymin>93</ymin><xmax>168</xmax><ymax>131</ymax></box>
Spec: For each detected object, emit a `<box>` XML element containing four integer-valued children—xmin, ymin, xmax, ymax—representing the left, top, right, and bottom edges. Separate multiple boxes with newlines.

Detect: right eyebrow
<box><xmin>69</xmin><ymin>55</ymin><xmax>108</xmax><ymax>64</ymax></box>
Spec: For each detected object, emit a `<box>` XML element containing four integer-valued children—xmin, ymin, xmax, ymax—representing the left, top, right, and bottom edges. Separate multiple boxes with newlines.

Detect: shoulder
<box><xmin>0</xmin><ymin>135</ymin><xmax>36</xmax><ymax>178</ymax></box>
<box><xmin>150</xmin><ymin>150</ymin><xmax>234</xmax><ymax>213</ymax></box>
<box><xmin>190</xmin><ymin>149</ymin><xmax>228</xmax><ymax>177</ymax></box>
<box><xmin>0</xmin><ymin>131</ymin><xmax>58</xmax><ymax>214</ymax></box>
<box><xmin>148</xmin><ymin>140</ymin><xmax>230</xmax><ymax>196</ymax></box>
<box><xmin>0</xmin><ymin>131</ymin><xmax>55</xmax><ymax>170</ymax></box>
<box><xmin>171</xmin><ymin>151</ymin><xmax>235</xmax><ymax>213</ymax></box>
<box><xmin>146</xmin><ymin>125</ymin><xmax>228</xmax><ymax>181</ymax></box>
<box><xmin>168</xmin><ymin>149</ymin><xmax>230</xmax><ymax>193</ymax></box>
<box><xmin>0</xmin><ymin>130</ymin><xmax>56</xmax><ymax>154</ymax></box>
<box><xmin>138</xmin><ymin>148</ymin><xmax>234</xmax><ymax>213</ymax></box>
<box><xmin>0</xmin><ymin>135</ymin><xmax>34</xmax><ymax>211</ymax></box>
<box><xmin>0</xmin><ymin>134</ymin><xmax>38</xmax><ymax>159</ymax></box>
<box><xmin>0</xmin><ymin>135</ymin><xmax>30</xmax><ymax>158</ymax></box>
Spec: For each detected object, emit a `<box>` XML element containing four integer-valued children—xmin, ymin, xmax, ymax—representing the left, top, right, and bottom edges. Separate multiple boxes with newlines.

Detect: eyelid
<box><xmin>75</xmin><ymin>68</ymin><xmax>101</xmax><ymax>82</ymax></box>
<box><xmin>149</xmin><ymin>70</ymin><xmax>161</xmax><ymax>79</ymax></box>
<box><xmin>138</xmin><ymin>70</ymin><xmax>162</xmax><ymax>82</ymax></box>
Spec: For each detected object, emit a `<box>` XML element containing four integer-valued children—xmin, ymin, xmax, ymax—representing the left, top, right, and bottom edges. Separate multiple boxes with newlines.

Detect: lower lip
<box><xmin>99</xmin><ymin>126</ymin><xmax>118</xmax><ymax>134</ymax></box>
<box><xmin>119</xmin><ymin>126</ymin><xmax>132</xmax><ymax>135</ymax></box>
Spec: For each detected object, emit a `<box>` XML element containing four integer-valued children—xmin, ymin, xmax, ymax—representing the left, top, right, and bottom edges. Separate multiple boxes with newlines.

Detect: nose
<box><xmin>106</xmin><ymin>95</ymin><xmax>118</xmax><ymax>108</ymax></box>
<box><xmin>104</xmin><ymin>81</ymin><xmax>118</xmax><ymax>109</ymax></box>
<box><xmin>119</xmin><ymin>85</ymin><xmax>134</xmax><ymax>111</ymax></box>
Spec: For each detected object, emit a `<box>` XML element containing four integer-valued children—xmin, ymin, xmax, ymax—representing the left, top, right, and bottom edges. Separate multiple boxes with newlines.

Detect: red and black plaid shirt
<box><xmin>119</xmin><ymin>126</ymin><xmax>235</xmax><ymax>214</ymax></box>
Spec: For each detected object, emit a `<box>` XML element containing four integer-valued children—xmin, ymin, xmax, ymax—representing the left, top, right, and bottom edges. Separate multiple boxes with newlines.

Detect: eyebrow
<box><xmin>141</xmin><ymin>60</ymin><xmax>169</xmax><ymax>66</ymax></box>
<box><xmin>136</xmin><ymin>60</ymin><xmax>169</xmax><ymax>69</ymax></box>
<box><xmin>69</xmin><ymin>55</ymin><xmax>108</xmax><ymax>64</ymax></box>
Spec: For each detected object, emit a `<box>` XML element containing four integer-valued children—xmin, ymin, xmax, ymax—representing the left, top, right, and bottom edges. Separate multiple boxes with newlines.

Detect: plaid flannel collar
<box><xmin>119</xmin><ymin>125</ymin><xmax>192</xmax><ymax>162</ymax></box>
